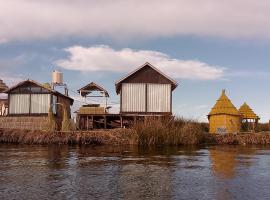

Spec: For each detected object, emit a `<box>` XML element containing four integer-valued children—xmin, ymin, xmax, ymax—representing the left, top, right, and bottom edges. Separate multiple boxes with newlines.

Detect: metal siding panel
<box><xmin>147</xmin><ymin>84</ymin><xmax>171</xmax><ymax>112</ymax></box>
<box><xmin>9</xmin><ymin>94</ymin><xmax>30</xmax><ymax>114</ymax></box>
<box><xmin>31</xmin><ymin>94</ymin><xmax>50</xmax><ymax>114</ymax></box>
<box><xmin>122</xmin><ymin>83</ymin><xmax>146</xmax><ymax>112</ymax></box>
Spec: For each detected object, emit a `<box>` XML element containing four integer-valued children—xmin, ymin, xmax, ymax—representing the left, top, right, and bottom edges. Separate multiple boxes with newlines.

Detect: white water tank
<box><xmin>52</xmin><ymin>70</ymin><xmax>63</xmax><ymax>84</ymax></box>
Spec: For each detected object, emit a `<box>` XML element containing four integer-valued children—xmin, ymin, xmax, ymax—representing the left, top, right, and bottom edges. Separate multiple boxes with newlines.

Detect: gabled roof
<box><xmin>208</xmin><ymin>90</ymin><xmax>240</xmax><ymax>116</ymax></box>
<box><xmin>115</xmin><ymin>62</ymin><xmax>178</xmax><ymax>94</ymax></box>
<box><xmin>5</xmin><ymin>79</ymin><xmax>74</xmax><ymax>105</ymax></box>
<box><xmin>239</xmin><ymin>102</ymin><xmax>259</xmax><ymax>120</ymax></box>
<box><xmin>78</xmin><ymin>82</ymin><xmax>109</xmax><ymax>97</ymax></box>
<box><xmin>0</xmin><ymin>79</ymin><xmax>8</xmax><ymax>93</ymax></box>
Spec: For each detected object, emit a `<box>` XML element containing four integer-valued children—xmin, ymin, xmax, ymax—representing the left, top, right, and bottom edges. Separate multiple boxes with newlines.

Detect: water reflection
<box><xmin>1</xmin><ymin>144</ymin><xmax>270</xmax><ymax>200</ymax></box>
<box><xmin>209</xmin><ymin>146</ymin><xmax>256</xmax><ymax>179</ymax></box>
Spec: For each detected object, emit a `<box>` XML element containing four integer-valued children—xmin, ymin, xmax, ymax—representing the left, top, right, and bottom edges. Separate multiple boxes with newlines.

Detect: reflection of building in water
<box><xmin>209</xmin><ymin>146</ymin><xmax>255</xmax><ymax>179</ymax></box>
<box><xmin>210</xmin><ymin>147</ymin><xmax>238</xmax><ymax>179</ymax></box>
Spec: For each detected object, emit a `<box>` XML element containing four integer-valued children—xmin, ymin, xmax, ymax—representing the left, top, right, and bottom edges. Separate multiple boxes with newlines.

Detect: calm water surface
<box><xmin>1</xmin><ymin>144</ymin><xmax>270</xmax><ymax>200</ymax></box>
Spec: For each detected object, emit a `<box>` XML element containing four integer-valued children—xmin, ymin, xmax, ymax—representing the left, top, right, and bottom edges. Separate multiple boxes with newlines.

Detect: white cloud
<box><xmin>56</xmin><ymin>45</ymin><xmax>224</xmax><ymax>80</ymax></box>
<box><xmin>1</xmin><ymin>75</ymin><xmax>23</xmax><ymax>87</ymax></box>
<box><xmin>1</xmin><ymin>0</ymin><xmax>270</xmax><ymax>41</ymax></box>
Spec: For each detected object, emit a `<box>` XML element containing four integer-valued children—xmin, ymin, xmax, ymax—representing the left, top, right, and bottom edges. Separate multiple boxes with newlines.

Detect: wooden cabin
<box><xmin>115</xmin><ymin>62</ymin><xmax>178</xmax><ymax>116</ymax></box>
<box><xmin>208</xmin><ymin>90</ymin><xmax>241</xmax><ymax>134</ymax></box>
<box><xmin>239</xmin><ymin>102</ymin><xmax>259</xmax><ymax>132</ymax></box>
<box><xmin>0</xmin><ymin>79</ymin><xmax>74</xmax><ymax>130</ymax></box>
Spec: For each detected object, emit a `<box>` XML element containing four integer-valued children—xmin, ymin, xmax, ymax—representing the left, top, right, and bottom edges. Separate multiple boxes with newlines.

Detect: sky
<box><xmin>1</xmin><ymin>0</ymin><xmax>270</xmax><ymax>122</ymax></box>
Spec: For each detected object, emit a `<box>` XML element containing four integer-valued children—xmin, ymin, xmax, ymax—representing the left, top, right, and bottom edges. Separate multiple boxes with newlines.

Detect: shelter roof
<box><xmin>239</xmin><ymin>102</ymin><xmax>259</xmax><ymax>120</ymax></box>
<box><xmin>78</xmin><ymin>82</ymin><xmax>109</xmax><ymax>97</ymax></box>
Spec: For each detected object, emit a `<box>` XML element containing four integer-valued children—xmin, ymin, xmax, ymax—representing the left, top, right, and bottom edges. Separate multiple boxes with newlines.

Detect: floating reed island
<box><xmin>0</xmin><ymin>118</ymin><xmax>211</xmax><ymax>145</ymax></box>
<box><xmin>1</xmin><ymin>118</ymin><xmax>270</xmax><ymax>146</ymax></box>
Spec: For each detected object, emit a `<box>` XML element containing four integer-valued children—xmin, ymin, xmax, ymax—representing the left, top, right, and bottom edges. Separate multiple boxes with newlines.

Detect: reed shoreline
<box><xmin>1</xmin><ymin>128</ymin><xmax>270</xmax><ymax>146</ymax></box>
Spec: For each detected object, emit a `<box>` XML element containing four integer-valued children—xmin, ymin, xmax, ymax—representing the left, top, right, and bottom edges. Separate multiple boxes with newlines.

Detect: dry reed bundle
<box><xmin>133</xmin><ymin>117</ymin><xmax>213</xmax><ymax>146</ymax></box>
<box><xmin>0</xmin><ymin>128</ymin><xmax>137</xmax><ymax>145</ymax></box>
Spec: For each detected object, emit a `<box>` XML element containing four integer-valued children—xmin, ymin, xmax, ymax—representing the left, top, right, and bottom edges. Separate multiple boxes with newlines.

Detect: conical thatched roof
<box><xmin>239</xmin><ymin>102</ymin><xmax>259</xmax><ymax>120</ymax></box>
<box><xmin>209</xmin><ymin>90</ymin><xmax>240</xmax><ymax>116</ymax></box>
<box><xmin>0</xmin><ymin>79</ymin><xmax>8</xmax><ymax>93</ymax></box>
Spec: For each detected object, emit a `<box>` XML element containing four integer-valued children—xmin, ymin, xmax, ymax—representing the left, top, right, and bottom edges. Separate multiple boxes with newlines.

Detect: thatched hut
<box><xmin>0</xmin><ymin>79</ymin><xmax>8</xmax><ymax>93</ymax></box>
<box><xmin>208</xmin><ymin>90</ymin><xmax>241</xmax><ymax>134</ymax></box>
<box><xmin>239</xmin><ymin>102</ymin><xmax>259</xmax><ymax>132</ymax></box>
<box><xmin>0</xmin><ymin>79</ymin><xmax>8</xmax><ymax>116</ymax></box>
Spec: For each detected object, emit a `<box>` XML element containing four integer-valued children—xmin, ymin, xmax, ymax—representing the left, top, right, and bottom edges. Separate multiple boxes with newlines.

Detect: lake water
<box><xmin>1</xmin><ymin>144</ymin><xmax>270</xmax><ymax>200</ymax></box>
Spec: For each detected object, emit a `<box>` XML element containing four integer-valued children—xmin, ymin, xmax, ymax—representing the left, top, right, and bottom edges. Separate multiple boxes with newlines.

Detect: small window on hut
<box><xmin>52</xmin><ymin>95</ymin><xmax>57</xmax><ymax>114</ymax></box>
<box><xmin>19</xmin><ymin>86</ymin><xmax>31</xmax><ymax>93</ymax></box>
<box><xmin>31</xmin><ymin>86</ymin><xmax>42</xmax><ymax>93</ymax></box>
<box><xmin>41</xmin><ymin>87</ymin><xmax>50</xmax><ymax>93</ymax></box>
<box><xmin>10</xmin><ymin>88</ymin><xmax>20</xmax><ymax>93</ymax></box>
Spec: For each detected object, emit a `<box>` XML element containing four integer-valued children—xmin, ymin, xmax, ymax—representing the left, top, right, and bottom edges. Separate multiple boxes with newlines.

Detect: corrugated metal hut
<box><xmin>115</xmin><ymin>62</ymin><xmax>178</xmax><ymax>115</ymax></box>
<box><xmin>239</xmin><ymin>102</ymin><xmax>259</xmax><ymax>131</ymax></box>
<box><xmin>0</xmin><ymin>79</ymin><xmax>74</xmax><ymax>130</ymax></box>
<box><xmin>208</xmin><ymin>90</ymin><xmax>241</xmax><ymax>134</ymax></box>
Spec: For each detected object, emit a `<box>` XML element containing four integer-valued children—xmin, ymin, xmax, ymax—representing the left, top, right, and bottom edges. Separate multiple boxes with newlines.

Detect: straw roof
<box><xmin>0</xmin><ymin>79</ymin><xmax>8</xmax><ymax>93</ymax></box>
<box><xmin>208</xmin><ymin>90</ymin><xmax>240</xmax><ymax>116</ymax></box>
<box><xmin>239</xmin><ymin>102</ymin><xmax>259</xmax><ymax>120</ymax></box>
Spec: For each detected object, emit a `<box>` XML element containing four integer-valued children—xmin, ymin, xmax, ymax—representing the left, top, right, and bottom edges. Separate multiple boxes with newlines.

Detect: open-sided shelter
<box><xmin>239</xmin><ymin>102</ymin><xmax>259</xmax><ymax>131</ymax></box>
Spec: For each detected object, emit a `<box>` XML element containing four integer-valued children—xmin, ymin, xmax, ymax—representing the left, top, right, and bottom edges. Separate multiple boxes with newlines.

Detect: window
<box><xmin>52</xmin><ymin>95</ymin><xmax>57</xmax><ymax>114</ymax></box>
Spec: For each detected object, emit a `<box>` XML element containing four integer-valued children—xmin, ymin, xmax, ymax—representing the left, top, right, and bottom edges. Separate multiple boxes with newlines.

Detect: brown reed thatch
<box><xmin>0</xmin><ymin>79</ymin><xmax>8</xmax><ymax>93</ymax></box>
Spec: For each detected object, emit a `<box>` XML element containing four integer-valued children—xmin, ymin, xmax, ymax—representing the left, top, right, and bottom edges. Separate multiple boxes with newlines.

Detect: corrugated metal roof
<box><xmin>239</xmin><ymin>102</ymin><xmax>259</xmax><ymax>120</ymax></box>
<box><xmin>208</xmin><ymin>90</ymin><xmax>240</xmax><ymax>116</ymax></box>
<box><xmin>78</xmin><ymin>82</ymin><xmax>109</xmax><ymax>97</ymax></box>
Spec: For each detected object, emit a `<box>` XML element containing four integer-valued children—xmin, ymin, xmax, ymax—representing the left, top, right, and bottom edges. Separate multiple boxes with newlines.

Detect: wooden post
<box><xmin>87</xmin><ymin>116</ymin><xmax>89</xmax><ymax>130</ymax></box>
<box><xmin>104</xmin><ymin>115</ymin><xmax>107</xmax><ymax>129</ymax></box>
<box><xmin>91</xmin><ymin>115</ymin><xmax>94</xmax><ymax>129</ymax></box>
<box><xmin>120</xmin><ymin>116</ymin><xmax>123</xmax><ymax>128</ymax></box>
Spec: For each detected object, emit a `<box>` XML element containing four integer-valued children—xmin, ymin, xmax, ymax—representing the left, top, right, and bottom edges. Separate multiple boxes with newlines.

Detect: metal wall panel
<box><xmin>122</xmin><ymin>83</ymin><xmax>146</xmax><ymax>112</ymax></box>
<box><xmin>9</xmin><ymin>94</ymin><xmax>30</xmax><ymax>114</ymax></box>
<box><xmin>31</xmin><ymin>94</ymin><xmax>51</xmax><ymax>114</ymax></box>
<box><xmin>147</xmin><ymin>84</ymin><xmax>171</xmax><ymax>112</ymax></box>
